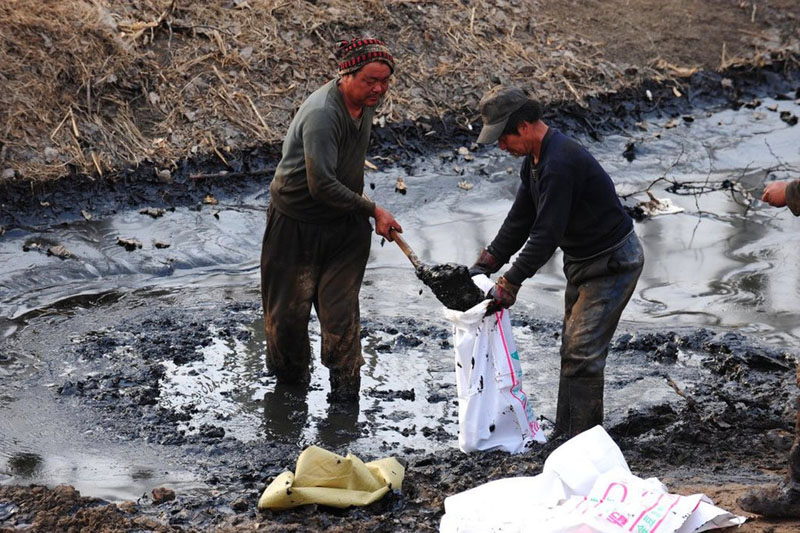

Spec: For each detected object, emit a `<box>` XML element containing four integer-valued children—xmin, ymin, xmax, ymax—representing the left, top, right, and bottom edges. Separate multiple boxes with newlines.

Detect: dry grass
<box><xmin>0</xmin><ymin>0</ymin><xmax>793</xmax><ymax>182</ymax></box>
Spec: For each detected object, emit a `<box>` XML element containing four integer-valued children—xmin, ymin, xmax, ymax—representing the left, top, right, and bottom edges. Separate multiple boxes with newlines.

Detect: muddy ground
<box><xmin>2</xmin><ymin>1</ymin><xmax>800</xmax><ymax>532</ymax></box>
<box><xmin>2</xmin><ymin>293</ymin><xmax>800</xmax><ymax>532</ymax></box>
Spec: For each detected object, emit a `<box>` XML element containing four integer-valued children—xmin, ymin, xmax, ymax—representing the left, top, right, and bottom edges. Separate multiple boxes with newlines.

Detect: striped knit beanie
<box><xmin>335</xmin><ymin>38</ymin><xmax>394</xmax><ymax>76</ymax></box>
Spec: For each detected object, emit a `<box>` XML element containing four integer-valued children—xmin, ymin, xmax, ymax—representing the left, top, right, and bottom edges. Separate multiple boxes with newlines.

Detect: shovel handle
<box><xmin>390</xmin><ymin>228</ymin><xmax>423</xmax><ymax>270</ymax></box>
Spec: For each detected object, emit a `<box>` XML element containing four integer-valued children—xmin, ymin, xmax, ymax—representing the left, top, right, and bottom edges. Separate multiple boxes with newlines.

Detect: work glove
<box><xmin>468</xmin><ymin>248</ymin><xmax>502</xmax><ymax>277</ymax></box>
<box><xmin>485</xmin><ymin>276</ymin><xmax>520</xmax><ymax>315</ymax></box>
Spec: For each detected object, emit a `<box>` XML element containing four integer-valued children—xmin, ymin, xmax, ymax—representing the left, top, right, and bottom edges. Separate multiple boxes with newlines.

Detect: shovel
<box><xmin>389</xmin><ymin>228</ymin><xmax>485</xmax><ymax>311</ymax></box>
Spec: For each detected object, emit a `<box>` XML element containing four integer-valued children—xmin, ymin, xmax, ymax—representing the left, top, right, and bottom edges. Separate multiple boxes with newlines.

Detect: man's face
<box><xmin>341</xmin><ymin>62</ymin><xmax>392</xmax><ymax>108</ymax></box>
<box><xmin>497</xmin><ymin>130</ymin><xmax>528</xmax><ymax>157</ymax></box>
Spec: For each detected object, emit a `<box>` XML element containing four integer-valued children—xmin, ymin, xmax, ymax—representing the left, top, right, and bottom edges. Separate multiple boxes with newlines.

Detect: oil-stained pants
<box><xmin>556</xmin><ymin>231</ymin><xmax>644</xmax><ymax>437</ymax></box>
<box><xmin>790</xmin><ymin>365</ymin><xmax>800</xmax><ymax>489</ymax></box>
<box><xmin>736</xmin><ymin>359</ymin><xmax>800</xmax><ymax>516</ymax></box>
<box><xmin>260</xmin><ymin>206</ymin><xmax>371</xmax><ymax>397</ymax></box>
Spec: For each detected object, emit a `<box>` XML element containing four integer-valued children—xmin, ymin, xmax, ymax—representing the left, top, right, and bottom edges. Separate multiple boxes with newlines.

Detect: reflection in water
<box><xmin>130</xmin><ymin>469</ymin><xmax>154</xmax><ymax>481</ymax></box>
<box><xmin>7</xmin><ymin>452</ymin><xmax>42</xmax><ymax>478</ymax></box>
<box><xmin>261</xmin><ymin>383</ymin><xmax>309</xmax><ymax>444</ymax></box>
<box><xmin>316</xmin><ymin>402</ymin><xmax>362</xmax><ymax>450</ymax></box>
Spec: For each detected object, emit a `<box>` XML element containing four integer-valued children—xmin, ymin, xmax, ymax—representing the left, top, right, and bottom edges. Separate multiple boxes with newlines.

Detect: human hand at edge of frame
<box><xmin>762</xmin><ymin>181</ymin><xmax>789</xmax><ymax>208</ymax></box>
<box><xmin>373</xmin><ymin>205</ymin><xmax>402</xmax><ymax>241</ymax></box>
<box><xmin>485</xmin><ymin>276</ymin><xmax>520</xmax><ymax>316</ymax></box>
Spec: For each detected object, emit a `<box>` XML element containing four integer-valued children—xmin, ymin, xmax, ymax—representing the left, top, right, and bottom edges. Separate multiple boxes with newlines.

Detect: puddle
<box><xmin>159</xmin><ymin>315</ymin><xmax>459</xmax><ymax>452</ymax></box>
<box><xmin>1</xmin><ymin>98</ymin><xmax>798</xmax><ymax>342</ymax></box>
<box><xmin>1</xmin><ymin>95</ymin><xmax>799</xmax><ymax>501</ymax></box>
<box><xmin>0</xmin><ymin>382</ymin><xmax>200</xmax><ymax>502</ymax></box>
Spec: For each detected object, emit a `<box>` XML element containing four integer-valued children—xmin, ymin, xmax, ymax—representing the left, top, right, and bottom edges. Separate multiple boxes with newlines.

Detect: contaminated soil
<box><xmin>2</xmin><ymin>300</ymin><xmax>800</xmax><ymax>533</ymax></box>
<box><xmin>416</xmin><ymin>263</ymin><xmax>485</xmax><ymax>312</ymax></box>
<box><xmin>2</xmin><ymin>1</ymin><xmax>800</xmax><ymax>532</ymax></box>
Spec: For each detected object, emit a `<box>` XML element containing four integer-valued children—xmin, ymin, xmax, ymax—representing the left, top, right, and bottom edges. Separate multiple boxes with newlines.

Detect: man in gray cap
<box><xmin>469</xmin><ymin>85</ymin><xmax>644</xmax><ymax>438</ymax></box>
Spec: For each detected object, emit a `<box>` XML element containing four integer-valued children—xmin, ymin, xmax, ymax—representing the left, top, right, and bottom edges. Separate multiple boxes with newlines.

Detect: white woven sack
<box><xmin>444</xmin><ymin>275</ymin><xmax>546</xmax><ymax>453</ymax></box>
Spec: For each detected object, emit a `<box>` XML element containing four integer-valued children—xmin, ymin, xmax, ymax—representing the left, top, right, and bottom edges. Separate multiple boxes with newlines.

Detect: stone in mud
<box><xmin>394</xmin><ymin>334</ymin><xmax>422</xmax><ymax>348</ymax></box>
<box><xmin>367</xmin><ymin>388</ymin><xmax>416</xmax><ymax>401</ymax></box>
<box><xmin>151</xmin><ymin>486</ymin><xmax>176</xmax><ymax>505</ymax></box>
<box><xmin>200</xmin><ymin>424</ymin><xmax>225</xmax><ymax>439</ymax></box>
<box><xmin>140</xmin><ymin>207</ymin><xmax>166</xmax><ymax>218</ymax></box>
<box><xmin>231</xmin><ymin>498</ymin><xmax>248</xmax><ymax>512</ymax></box>
<box><xmin>46</xmin><ymin>245</ymin><xmax>72</xmax><ymax>260</ymax></box>
<box><xmin>116</xmin><ymin>237</ymin><xmax>142</xmax><ymax>251</ymax></box>
<box><xmin>780</xmin><ymin>111</ymin><xmax>798</xmax><ymax>126</ymax></box>
<box><xmin>116</xmin><ymin>500</ymin><xmax>137</xmax><ymax>513</ymax></box>
<box><xmin>622</xmin><ymin>141</ymin><xmax>636</xmax><ymax>161</ymax></box>
<box><xmin>415</xmin><ymin>263</ymin><xmax>484</xmax><ymax>312</ymax></box>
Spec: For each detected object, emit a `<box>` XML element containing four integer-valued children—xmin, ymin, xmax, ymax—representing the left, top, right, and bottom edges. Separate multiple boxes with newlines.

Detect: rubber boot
<box><xmin>554</xmin><ymin>377</ymin><xmax>605</xmax><ymax>438</ymax></box>
<box><xmin>739</xmin><ymin>429</ymin><xmax>800</xmax><ymax>516</ymax></box>
<box><xmin>739</xmin><ymin>385</ymin><xmax>800</xmax><ymax>518</ymax></box>
<box><xmin>271</xmin><ymin>367</ymin><xmax>311</xmax><ymax>387</ymax></box>
<box><xmin>738</xmin><ymin>483</ymin><xmax>800</xmax><ymax>518</ymax></box>
<box><xmin>328</xmin><ymin>368</ymin><xmax>361</xmax><ymax>404</ymax></box>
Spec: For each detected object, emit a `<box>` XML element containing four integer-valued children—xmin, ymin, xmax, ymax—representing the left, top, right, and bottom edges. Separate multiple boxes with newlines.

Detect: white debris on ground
<box><xmin>637</xmin><ymin>191</ymin><xmax>685</xmax><ymax>217</ymax></box>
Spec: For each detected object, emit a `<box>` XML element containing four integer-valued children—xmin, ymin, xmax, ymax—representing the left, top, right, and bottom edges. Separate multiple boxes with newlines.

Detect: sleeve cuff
<box><xmin>358</xmin><ymin>197</ymin><xmax>376</xmax><ymax>217</ymax></box>
<box><xmin>486</xmin><ymin>244</ymin><xmax>510</xmax><ymax>265</ymax></box>
<box><xmin>786</xmin><ymin>180</ymin><xmax>800</xmax><ymax>216</ymax></box>
<box><xmin>502</xmin><ymin>266</ymin><xmax>526</xmax><ymax>287</ymax></box>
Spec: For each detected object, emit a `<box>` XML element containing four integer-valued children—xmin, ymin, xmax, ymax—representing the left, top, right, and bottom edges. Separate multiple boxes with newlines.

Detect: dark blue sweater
<box><xmin>488</xmin><ymin>128</ymin><xmax>633</xmax><ymax>286</ymax></box>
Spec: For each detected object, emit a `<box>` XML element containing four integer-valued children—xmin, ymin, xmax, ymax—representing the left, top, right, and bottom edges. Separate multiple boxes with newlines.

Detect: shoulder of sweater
<box><xmin>548</xmin><ymin>130</ymin><xmax>586</xmax><ymax>155</ymax></box>
<box><xmin>296</xmin><ymin>88</ymin><xmax>348</xmax><ymax>127</ymax></box>
<box><xmin>299</xmin><ymin>81</ymin><xmax>342</xmax><ymax>113</ymax></box>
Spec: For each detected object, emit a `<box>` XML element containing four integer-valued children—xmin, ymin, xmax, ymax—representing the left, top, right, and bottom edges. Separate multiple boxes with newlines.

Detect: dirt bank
<box><xmin>0</xmin><ymin>0</ymin><xmax>798</xmax><ymax>188</ymax></box>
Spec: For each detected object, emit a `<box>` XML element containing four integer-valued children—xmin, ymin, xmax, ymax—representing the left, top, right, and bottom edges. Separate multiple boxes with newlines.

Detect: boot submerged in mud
<box><xmin>738</xmin><ymin>482</ymin><xmax>800</xmax><ymax>518</ymax></box>
<box><xmin>328</xmin><ymin>370</ymin><xmax>361</xmax><ymax>404</ymax></box>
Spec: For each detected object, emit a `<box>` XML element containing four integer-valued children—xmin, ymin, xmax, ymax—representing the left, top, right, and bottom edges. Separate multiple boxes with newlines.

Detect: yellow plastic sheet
<box><xmin>257</xmin><ymin>445</ymin><xmax>404</xmax><ymax>510</ymax></box>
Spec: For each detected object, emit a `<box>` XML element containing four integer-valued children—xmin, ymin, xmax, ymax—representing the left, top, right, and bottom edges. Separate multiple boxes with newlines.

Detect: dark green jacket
<box><xmin>269</xmin><ymin>79</ymin><xmax>376</xmax><ymax>223</ymax></box>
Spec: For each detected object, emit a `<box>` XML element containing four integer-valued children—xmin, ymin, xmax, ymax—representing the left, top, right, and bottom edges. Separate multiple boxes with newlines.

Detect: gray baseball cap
<box><xmin>476</xmin><ymin>86</ymin><xmax>529</xmax><ymax>144</ymax></box>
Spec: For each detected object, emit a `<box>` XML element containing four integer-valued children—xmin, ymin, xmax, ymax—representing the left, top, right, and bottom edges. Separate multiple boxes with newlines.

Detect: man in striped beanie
<box><xmin>260</xmin><ymin>38</ymin><xmax>401</xmax><ymax>407</ymax></box>
<box><xmin>334</xmin><ymin>38</ymin><xmax>395</xmax><ymax>112</ymax></box>
<box><xmin>336</xmin><ymin>38</ymin><xmax>394</xmax><ymax>77</ymax></box>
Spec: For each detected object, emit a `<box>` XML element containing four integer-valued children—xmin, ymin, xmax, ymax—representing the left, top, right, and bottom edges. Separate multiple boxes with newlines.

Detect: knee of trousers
<box><xmin>560</xmin><ymin>345</ymin><xmax>608</xmax><ymax>378</ymax></box>
<box><xmin>320</xmin><ymin>326</ymin><xmax>365</xmax><ymax>372</ymax></box>
<box><xmin>560</xmin><ymin>331</ymin><xmax>610</xmax><ymax>376</ymax></box>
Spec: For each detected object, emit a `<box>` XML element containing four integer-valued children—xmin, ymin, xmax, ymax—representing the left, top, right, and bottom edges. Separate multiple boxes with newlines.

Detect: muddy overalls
<box><xmin>557</xmin><ymin>230</ymin><xmax>643</xmax><ymax>436</ymax></box>
<box><xmin>260</xmin><ymin>79</ymin><xmax>377</xmax><ymax>402</ymax></box>
<box><xmin>486</xmin><ymin>127</ymin><xmax>643</xmax><ymax>437</ymax></box>
<box><xmin>260</xmin><ymin>206</ymin><xmax>371</xmax><ymax>399</ymax></box>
